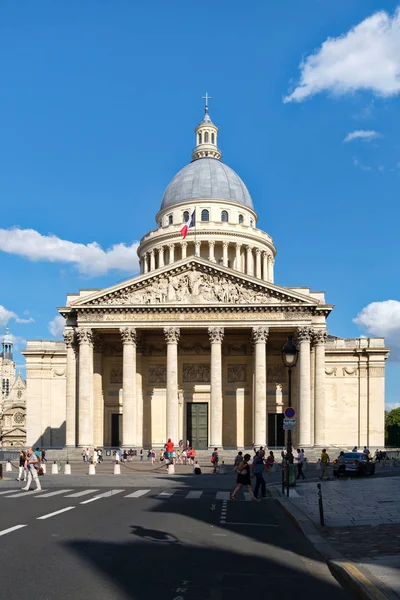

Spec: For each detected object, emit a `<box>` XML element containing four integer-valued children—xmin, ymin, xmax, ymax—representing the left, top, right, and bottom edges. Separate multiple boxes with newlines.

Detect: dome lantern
<box><xmin>2</xmin><ymin>327</ymin><xmax>13</xmax><ymax>360</ymax></box>
<box><xmin>192</xmin><ymin>93</ymin><xmax>222</xmax><ymax>161</ymax></box>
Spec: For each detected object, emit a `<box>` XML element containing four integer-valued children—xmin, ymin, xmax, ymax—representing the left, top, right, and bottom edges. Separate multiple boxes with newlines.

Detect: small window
<box><xmin>205</xmin><ymin>131</ymin><xmax>209</xmax><ymax>143</ymax></box>
<box><xmin>250</xmin><ymin>219</ymin><xmax>254</xmax><ymax>227</ymax></box>
<box><xmin>168</xmin><ymin>214</ymin><xmax>173</xmax><ymax>225</ymax></box>
<box><xmin>183</xmin><ymin>211</ymin><xmax>189</xmax><ymax>223</ymax></box>
<box><xmin>221</xmin><ymin>210</ymin><xmax>229</xmax><ymax>222</ymax></box>
<box><xmin>159</xmin><ymin>220</ymin><xmax>162</xmax><ymax>227</ymax></box>
<box><xmin>201</xmin><ymin>209</ymin><xmax>209</xmax><ymax>222</ymax></box>
<box><xmin>211</xmin><ymin>132</ymin><xmax>215</xmax><ymax>144</ymax></box>
<box><xmin>238</xmin><ymin>214</ymin><xmax>244</xmax><ymax>224</ymax></box>
<box><xmin>198</xmin><ymin>132</ymin><xmax>202</xmax><ymax>144</ymax></box>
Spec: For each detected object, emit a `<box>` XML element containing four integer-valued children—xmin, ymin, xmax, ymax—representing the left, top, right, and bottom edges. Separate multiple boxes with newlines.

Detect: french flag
<box><xmin>180</xmin><ymin>209</ymin><xmax>196</xmax><ymax>239</ymax></box>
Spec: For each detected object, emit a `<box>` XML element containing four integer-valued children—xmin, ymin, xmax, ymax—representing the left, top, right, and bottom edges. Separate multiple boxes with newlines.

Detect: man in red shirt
<box><xmin>166</xmin><ymin>438</ymin><xmax>174</xmax><ymax>461</ymax></box>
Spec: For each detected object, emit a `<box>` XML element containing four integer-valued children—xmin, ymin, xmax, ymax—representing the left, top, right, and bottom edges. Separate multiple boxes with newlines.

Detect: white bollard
<box><xmin>64</xmin><ymin>463</ymin><xmax>71</xmax><ymax>475</ymax></box>
<box><xmin>6</xmin><ymin>461</ymin><xmax>12</xmax><ymax>472</ymax></box>
<box><xmin>51</xmin><ymin>462</ymin><xmax>58</xmax><ymax>475</ymax></box>
<box><xmin>88</xmin><ymin>463</ymin><xmax>96</xmax><ymax>475</ymax></box>
<box><xmin>113</xmin><ymin>462</ymin><xmax>121</xmax><ymax>475</ymax></box>
<box><xmin>167</xmin><ymin>463</ymin><xmax>175</xmax><ymax>475</ymax></box>
<box><xmin>42</xmin><ymin>464</ymin><xmax>46</xmax><ymax>474</ymax></box>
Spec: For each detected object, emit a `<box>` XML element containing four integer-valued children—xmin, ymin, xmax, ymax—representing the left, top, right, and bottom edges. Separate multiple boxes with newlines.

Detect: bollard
<box><xmin>51</xmin><ymin>461</ymin><xmax>58</xmax><ymax>475</ymax></box>
<box><xmin>220</xmin><ymin>460</ymin><xmax>226</xmax><ymax>475</ymax></box>
<box><xmin>88</xmin><ymin>463</ymin><xmax>96</xmax><ymax>475</ymax></box>
<box><xmin>42</xmin><ymin>463</ymin><xmax>47</xmax><ymax>474</ymax></box>
<box><xmin>64</xmin><ymin>463</ymin><xmax>71</xmax><ymax>475</ymax></box>
<box><xmin>6</xmin><ymin>461</ymin><xmax>12</xmax><ymax>472</ymax></box>
<box><xmin>113</xmin><ymin>462</ymin><xmax>121</xmax><ymax>475</ymax></box>
<box><xmin>167</xmin><ymin>463</ymin><xmax>175</xmax><ymax>475</ymax></box>
<box><xmin>317</xmin><ymin>483</ymin><xmax>325</xmax><ymax>526</ymax></box>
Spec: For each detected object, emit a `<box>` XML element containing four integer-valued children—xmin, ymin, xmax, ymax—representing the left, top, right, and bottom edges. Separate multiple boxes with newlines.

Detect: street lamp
<box><xmin>281</xmin><ymin>336</ymin><xmax>299</xmax><ymax>465</ymax></box>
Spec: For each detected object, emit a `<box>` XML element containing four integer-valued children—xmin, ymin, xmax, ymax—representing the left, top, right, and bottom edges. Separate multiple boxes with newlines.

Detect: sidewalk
<box><xmin>270</xmin><ymin>476</ymin><xmax>400</xmax><ymax>599</ymax></box>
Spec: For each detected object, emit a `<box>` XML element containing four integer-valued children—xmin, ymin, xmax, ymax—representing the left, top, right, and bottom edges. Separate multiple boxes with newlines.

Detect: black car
<box><xmin>333</xmin><ymin>452</ymin><xmax>375</xmax><ymax>477</ymax></box>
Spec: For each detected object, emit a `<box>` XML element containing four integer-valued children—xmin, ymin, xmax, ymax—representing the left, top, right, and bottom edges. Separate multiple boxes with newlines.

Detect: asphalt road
<box><xmin>0</xmin><ymin>485</ymin><xmax>354</xmax><ymax>600</ymax></box>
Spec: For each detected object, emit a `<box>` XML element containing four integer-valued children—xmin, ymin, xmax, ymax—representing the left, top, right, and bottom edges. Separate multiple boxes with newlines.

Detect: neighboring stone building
<box><xmin>0</xmin><ymin>328</ymin><xmax>27</xmax><ymax>446</ymax></box>
<box><xmin>23</xmin><ymin>104</ymin><xmax>389</xmax><ymax>450</ymax></box>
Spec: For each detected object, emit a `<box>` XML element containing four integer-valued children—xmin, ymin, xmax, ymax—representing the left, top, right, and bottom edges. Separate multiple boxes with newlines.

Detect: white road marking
<box><xmin>185</xmin><ymin>491</ymin><xmax>203</xmax><ymax>499</ymax></box>
<box><xmin>216</xmin><ymin>491</ymin><xmax>230</xmax><ymax>501</ymax></box>
<box><xmin>4</xmin><ymin>490</ymin><xmax>45</xmax><ymax>498</ymax></box>
<box><xmin>64</xmin><ymin>489</ymin><xmax>100</xmax><ymax>498</ymax></box>
<box><xmin>80</xmin><ymin>489</ymin><xmax>125</xmax><ymax>504</ymax></box>
<box><xmin>125</xmin><ymin>489</ymin><xmax>151</xmax><ymax>498</ymax></box>
<box><xmin>37</xmin><ymin>506</ymin><xmax>75</xmax><ymax>520</ymax></box>
<box><xmin>35</xmin><ymin>489</ymin><xmax>73</xmax><ymax>498</ymax></box>
<box><xmin>156</xmin><ymin>490</ymin><xmax>176</xmax><ymax>499</ymax></box>
<box><xmin>0</xmin><ymin>524</ymin><xmax>27</xmax><ymax>536</ymax></box>
<box><xmin>0</xmin><ymin>490</ymin><xmax>18</xmax><ymax>495</ymax></box>
<box><xmin>222</xmin><ymin>522</ymin><xmax>279</xmax><ymax>527</ymax></box>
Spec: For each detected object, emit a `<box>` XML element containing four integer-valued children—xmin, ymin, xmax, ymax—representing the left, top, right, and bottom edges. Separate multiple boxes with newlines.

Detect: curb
<box><xmin>269</xmin><ymin>487</ymin><xmax>393</xmax><ymax>600</ymax></box>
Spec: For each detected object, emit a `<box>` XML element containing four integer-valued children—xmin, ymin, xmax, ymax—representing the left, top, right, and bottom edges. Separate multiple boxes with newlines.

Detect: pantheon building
<box><xmin>23</xmin><ymin>106</ymin><xmax>389</xmax><ymax>450</ymax></box>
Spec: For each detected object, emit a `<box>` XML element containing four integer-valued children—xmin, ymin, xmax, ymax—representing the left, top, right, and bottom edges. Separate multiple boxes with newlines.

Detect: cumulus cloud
<box><xmin>386</xmin><ymin>402</ymin><xmax>400</xmax><ymax>412</ymax></box>
<box><xmin>354</xmin><ymin>300</ymin><xmax>400</xmax><ymax>360</ymax></box>
<box><xmin>284</xmin><ymin>8</ymin><xmax>400</xmax><ymax>102</ymax></box>
<box><xmin>0</xmin><ymin>305</ymin><xmax>34</xmax><ymax>327</ymax></box>
<box><xmin>344</xmin><ymin>130</ymin><xmax>379</xmax><ymax>142</ymax></box>
<box><xmin>0</xmin><ymin>228</ymin><xmax>140</xmax><ymax>277</ymax></box>
<box><xmin>48</xmin><ymin>315</ymin><xmax>65</xmax><ymax>338</ymax></box>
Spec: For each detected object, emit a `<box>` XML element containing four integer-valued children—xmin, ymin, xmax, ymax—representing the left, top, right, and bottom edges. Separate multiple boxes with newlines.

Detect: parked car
<box><xmin>332</xmin><ymin>452</ymin><xmax>375</xmax><ymax>477</ymax></box>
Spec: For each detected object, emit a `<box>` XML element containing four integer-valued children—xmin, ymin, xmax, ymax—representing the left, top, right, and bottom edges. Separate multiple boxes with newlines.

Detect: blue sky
<box><xmin>0</xmin><ymin>1</ymin><xmax>399</xmax><ymax>409</ymax></box>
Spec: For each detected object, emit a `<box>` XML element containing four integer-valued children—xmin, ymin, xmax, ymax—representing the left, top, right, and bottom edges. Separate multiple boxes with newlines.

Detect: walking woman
<box><xmin>231</xmin><ymin>454</ymin><xmax>256</xmax><ymax>500</ymax></box>
<box><xmin>16</xmin><ymin>450</ymin><xmax>27</xmax><ymax>482</ymax></box>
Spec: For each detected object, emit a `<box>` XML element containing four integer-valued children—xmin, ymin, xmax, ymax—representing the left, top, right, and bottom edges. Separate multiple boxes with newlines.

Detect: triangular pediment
<box><xmin>2</xmin><ymin>427</ymin><xmax>26</xmax><ymax>437</ymax></box>
<box><xmin>69</xmin><ymin>257</ymin><xmax>320</xmax><ymax>309</ymax></box>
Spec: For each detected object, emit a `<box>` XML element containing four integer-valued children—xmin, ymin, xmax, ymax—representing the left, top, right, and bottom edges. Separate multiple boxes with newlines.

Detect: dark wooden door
<box><xmin>187</xmin><ymin>403</ymin><xmax>208</xmax><ymax>449</ymax></box>
<box><xmin>268</xmin><ymin>413</ymin><xmax>285</xmax><ymax>447</ymax></box>
<box><xmin>111</xmin><ymin>414</ymin><xmax>122</xmax><ymax>447</ymax></box>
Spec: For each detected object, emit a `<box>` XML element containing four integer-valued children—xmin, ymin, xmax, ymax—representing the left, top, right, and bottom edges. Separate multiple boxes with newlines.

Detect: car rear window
<box><xmin>343</xmin><ymin>453</ymin><xmax>363</xmax><ymax>459</ymax></box>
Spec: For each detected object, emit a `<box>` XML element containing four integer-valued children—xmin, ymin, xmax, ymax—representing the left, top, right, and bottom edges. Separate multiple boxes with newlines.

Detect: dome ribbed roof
<box><xmin>160</xmin><ymin>158</ymin><xmax>254</xmax><ymax>210</ymax></box>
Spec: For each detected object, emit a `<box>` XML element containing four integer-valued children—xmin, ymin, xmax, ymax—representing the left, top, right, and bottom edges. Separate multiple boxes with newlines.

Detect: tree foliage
<box><xmin>385</xmin><ymin>408</ymin><xmax>400</xmax><ymax>447</ymax></box>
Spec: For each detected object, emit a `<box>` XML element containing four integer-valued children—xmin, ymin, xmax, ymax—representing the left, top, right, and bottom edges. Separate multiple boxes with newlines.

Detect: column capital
<box><xmin>149</xmin><ymin>249</ymin><xmax>154</xmax><ymax>256</ymax></box>
<box><xmin>168</xmin><ymin>243</ymin><xmax>175</xmax><ymax>250</ymax></box>
<box><xmin>223</xmin><ymin>241</ymin><xmax>229</xmax><ymax>249</ymax></box>
<box><xmin>262</xmin><ymin>250</ymin><xmax>267</xmax><ymax>258</ymax></box>
<box><xmin>181</xmin><ymin>241</ymin><xmax>187</xmax><ymax>249</ymax></box>
<box><xmin>208</xmin><ymin>327</ymin><xmax>224</xmax><ymax>343</ymax></box>
<box><xmin>236</xmin><ymin>242</ymin><xmax>242</xmax><ymax>249</ymax></box>
<box><xmin>157</xmin><ymin>246</ymin><xmax>164</xmax><ymax>254</ymax></box>
<box><xmin>120</xmin><ymin>327</ymin><xmax>137</xmax><ymax>345</ymax></box>
<box><xmin>268</xmin><ymin>254</ymin><xmax>275</xmax><ymax>264</ymax></box>
<box><xmin>313</xmin><ymin>328</ymin><xmax>328</xmax><ymax>345</ymax></box>
<box><xmin>164</xmin><ymin>327</ymin><xmax>180</xmax><ymax>343</ymax></box>
<box><xmin>246</xmin><ymin>245</ymin><xmax>252</xmax><ymax>252</ymax></box>
<box><xmin>255</xmin><ymin>247</ymin><xmax>261</xmax><ymax>256</ymax></box>
<box><xmin>76</xmin><ymin>327</ymin><xmax>93</xmax><ymax>345</ymax></box>
<box><xmin>252</xmin><ymin>326</ymin><xmax>269</xmax><ymax>343</ymax></box>
<box><xmin>63</xmin><ymin>329</ymin><xmax>76</xmax><ymax>348</ymax></box>
<box><xmin>209</xmin><ymin>240</ymin><xmax>215</xmax><ymax>248</ymax></box>
<box><xmin>296</xmin><ymin>326</ymin><xmax>313</xmax><ymax>343</ymax></box>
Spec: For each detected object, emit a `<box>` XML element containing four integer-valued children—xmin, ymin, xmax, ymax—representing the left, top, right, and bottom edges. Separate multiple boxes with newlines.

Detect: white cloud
<box><xmin>48</xmin><ymin>315</ymin><xmax>65</xmax><ymax>338</ymax></box>
<box><xmin>0</xmin><ymin>305</ymin><xmax>34</xmax><ymax>327</ymax></box>
<box><xmin>352</xmin><ymin>157</ymin><xmax>373</xmax><ymax>171</ymax></box>
<box><xmin>354</xmin><ymin>300</ymin><xmax>400</xmax><ymax>360</ymax></box>
<box><xmin>284</xmin><ymin>8</ymin><xmax>400</xmax><ymax>103</ymax></box>
<box><xmin>344</xmin><ymin>130</ymin><xmax>379</xmax><ymax>142</ymax></box>
<box><xmin>0</xmin><ymin>227</ymin><xmax>140</xmax><ymax>277</ymax></box>
<box><xmin>386</xmin><ymin>402</ymin><xmax>400</xmax><ymax>412</ymax></box>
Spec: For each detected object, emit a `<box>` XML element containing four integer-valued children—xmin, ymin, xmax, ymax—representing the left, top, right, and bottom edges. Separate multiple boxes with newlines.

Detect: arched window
<box><xmin>205</xmin><ymin>131</ymin><xmax>209</xmax><ymax>143</ymax></box>
<box><xmin>168</xmin><ymin>214</ymin><xmax>173</xmax><ymax>225</ymax></box>
<box><xmin>250</xmin><ymin>219</ymin><xmax>254</xmax><ymax>227</ymax></box>
<box><xmin>183</xmin><ymin>211</ymin><xmax>189</xmax><ymax>223</ymax></box>
<box><xmin>238</xmin><ymin>214</ymin><xmax>244</xmax><ymax>224</ymax></box>
<box><xmin>198</xmin><ymin>132</ymin><xmax>202</xmax><ymax>145</ymax></box>
<box><xmin>221</xmin><ymin>210</ymin><xmax>229</xmax><ymax>222</ymax></box>
<box><xmin>201</xmin><ymin>209</ymin><xmax>209</xmax><ymax>222</ymax></box>
<box><xmin>211</xmin><ymin>132</ymin><xmax>215</xmax><ymax>144</ymax></box>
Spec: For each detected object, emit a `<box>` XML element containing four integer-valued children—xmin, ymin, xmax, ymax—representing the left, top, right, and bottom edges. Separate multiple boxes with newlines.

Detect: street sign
<box><xmin>283</xmin><ymin>418</ymin><xmax>296</xmax><ymax>431</ymax></box>
<box><xmin>284</xmin><ymin>407</ymin><xmax>295</xmax><ymax>418</ymax></box>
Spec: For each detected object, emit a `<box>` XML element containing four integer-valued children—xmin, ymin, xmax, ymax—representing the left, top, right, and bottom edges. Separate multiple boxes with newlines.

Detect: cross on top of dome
<box><xmin>193</xmin><ymin>93</ymin><xmax>221</xmax><ymax>161</ymax></box>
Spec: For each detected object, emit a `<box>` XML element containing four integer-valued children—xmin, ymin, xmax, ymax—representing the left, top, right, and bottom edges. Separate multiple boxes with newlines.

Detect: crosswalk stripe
<box><xmin>156</xmin><ymin>490</ymin><xmax>176</xmax><ymax>499</ymax></box>
<box><xmin>216</xmin><ymin>491</ymin><xmax>230</xmax><ymax>501</ymax></box>
<box><xmin>185</xmin><ymin>490</ymin><xmax>203</xmax><ymax>499</ymax></box>
<box><xmin>35</xmin><ymin>489</ymin><xmax>73</xmax><ymax>498</ymax></box>
<box><xmin>65</xmin><ymin>489</ymin><xmax>100</xmax><ymax>498</ymax></box>
<box><xmin>0</xmin><ymin>490</ymin><xmax>17</xmax><ymax>495</ymax></box>
<box><xmin>4</xmin><ymin>490</ymin><xmax>46</xmax><ymax>498</ymax></box>
<box><xmin>80</xmin><ymin>489</ymin><xmax>124</xmax><ymax>504</ymax></box>
<box><xmin>125</xmin><ymin>489</ymin><xmax>150</xmax><ymax>498</ymax></box>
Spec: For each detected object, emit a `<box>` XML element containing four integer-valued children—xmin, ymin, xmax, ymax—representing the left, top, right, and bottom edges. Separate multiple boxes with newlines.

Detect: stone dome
<box><xmin>160</xmin><ymin>157</ymin><xmax>254</xmax><ymax>211</ymax></box>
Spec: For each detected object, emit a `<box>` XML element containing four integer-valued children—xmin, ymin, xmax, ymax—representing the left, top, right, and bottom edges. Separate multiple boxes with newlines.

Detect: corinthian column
<box><xmin>313</xmin><ymin>329</ymin><xmax>327</xmax><ymax>446</ymax></box>
<box><xmin>208</xmin><ymin>327</ymin><xmax>224</xmax><ymax>447</ymax></box>
<box><xmin>164</xmin><ymin>327</ymin><xmax>180</xmax><ymax>443</ymax></box>
<box><xmin>268</xmin><ymin>255</ymin><xmax>274</xmax><ymax>282</ymax></box>
<box><xmin>262</xmin><ymin>252</ymin><xmax>268</xmax><ymax>281</ymax></box>
<box><xmin>235</xmin><ymin>243</ymin><xmax>242</xmax><ymax>272</ymax></box>
<box><xmin>143</xmin><ymin>253</ymin><xmax>149</xmax><ymax>274</ymax></box>
<box><xmin>246</xmin><ymin>246</ymin><xmax>254</xmax><ymax>276</ymax></box>
<box><xmin>169</xmin><ymin>243</ymin><xmax>175</xmax><ymax>264</ymax></box>
<box><xmin>252</xmin><ymin>327</ymin><xmax>269</xmax><ymax>446</ymax></box>
<box><xmin>181</xmin><ymin>241</ymin><xmax>187</xmax><ymax>260</ymax></box>
<box><xmin>208</xmin><ymin>240</ymin><xmax>215</xmax><ymax>262</ymax></box>
<box><xmin>63</xmin><ymin>329</ymin><xmax>77</xmax><ymax>447</ymax></box>
<box><xmin>120</xmin><ymin>327</ymin><xmax>137</xmax><ymax>447</ymax></box>
<box><xmin>76</xmin><ymin>327</ymin><xmax>94</xmax><ymax>447</ymax></box>
<box><xmin>150</xmin><ymin>250</ymin><xmax>155</xmax><ymax>271</ymax></box>
<box><xmin>93</xmin><ymin>334</ymin><xmax>104</xmax><ymax>448</ymax></box>
<box><xmin>296</xmin><ymin>327</ymin><xmax>312</xmax><ymax>447</ymax></box>
<box><xmin>223</xmin><ymin>241</ymin><xmax>228</xmax><ymax>267</ymax></box>
<box><xmin>158</xmin><ymin>247</ymin><xmax>164</xmax><ymax>268</ymax></box>
<box><xmin>255</xmin><ymin>248</ymin><xmax>261</xmax><ymax>279</ymax></box>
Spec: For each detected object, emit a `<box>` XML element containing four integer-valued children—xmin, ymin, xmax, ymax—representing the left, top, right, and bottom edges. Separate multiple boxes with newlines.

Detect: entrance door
<box><xmin>111</xmin><ymin>414</ymin><xmax>122</xmax><ymax>447</ymax></box>
<box><xmin>187</xmin><ymin>403</ymin><xmax>208</xmax><ymax>449</ymax></box>
<box><xmin>268</xmin><ymin>413</ymin><xmax>285</xmax><ymax>447</ymax></box>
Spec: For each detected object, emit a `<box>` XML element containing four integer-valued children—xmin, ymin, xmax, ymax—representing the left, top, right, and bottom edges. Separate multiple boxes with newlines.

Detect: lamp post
<box><xmin>281</xmin><ymin>336</ymin><xmax>299</xmax><ymax>465</ymax></box>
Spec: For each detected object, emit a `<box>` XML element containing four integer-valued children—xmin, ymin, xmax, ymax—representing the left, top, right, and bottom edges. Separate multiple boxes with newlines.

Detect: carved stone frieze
<box><xmin>146</xmin><ymin>344</ymin><xmax>166</xmax><ymax>356</ymax></box>
<box><xmin>267</xmin><ymin>365</ymin><xmax>286</xmax><ymax>382</ymax></box>
<box><xmin>164</xmin><ymin>327</ymin><xmax>180</xmax><ymax>343</ymax></box>
<box><xmin>179</xmin><ymin>343</ymin><xmax>209</xmax><ymax>355</ymax></box>
<box><xmin>226</xmin><ymin>343</ymin><xmax>250</xmax><ymax>356</ymax></box>
<box><xmin>148</xmin><ymin>365</ymin><xmax>167</xmax><ymax>384</ymax></box>
<box><xmin>76</xmin><ymin>327</ymin><xmax>93</xmax><ymax>345</ymax></box>
<box><xmin>110</xmin><ymin>367</ymin><xmax>123</xmax><ymax>384</ymax></box>
<box><xmin>325</xmin><ymin>367</ymin><xmax>337</xmax><ymax>376</ymax></box>
<box><xmin>183</xmin><ymin>363</ymin><xmax>211</xmax><ymax>383</ymax></box>
<box><xmin>208</xmin><ymin>327</ymin><xmax>224</xmax><ymax>343</ymax></box>
<box><xmin>342</xmin><ymin>367</ymin><xmax>358</xmax><ymax>376</ymax></box>
<box><xmin>252</xmin><ymin>326</ymin><xmax>269</xmax><ymax>343</ymax></box>
<box><xmin>369</xmin><ymin>367</ymin><xmax>385</xmax><ymax>377</ymax></box>
<box><xmin>227</xmin><ymin>364</ymin><xmax>247</xmax><ymax>383</ymax></box>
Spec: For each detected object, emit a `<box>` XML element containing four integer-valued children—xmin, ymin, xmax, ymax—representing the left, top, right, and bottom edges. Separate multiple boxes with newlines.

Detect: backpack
<box><xmin>211</xmin><ymin>452</ymin><xmax>218</xmax><ymax>463</ymax></box>
<box><xmin>194</xmin><ymin>467</ymin><xmax>202</xmax><ymax>475</ymax></box>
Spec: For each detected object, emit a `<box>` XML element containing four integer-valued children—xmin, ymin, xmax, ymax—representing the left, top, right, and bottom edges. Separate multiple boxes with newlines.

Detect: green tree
<box><xmin>385</xmin><ymin>408</ymin><xmax>400</xmax><ymax>447</ymax></box>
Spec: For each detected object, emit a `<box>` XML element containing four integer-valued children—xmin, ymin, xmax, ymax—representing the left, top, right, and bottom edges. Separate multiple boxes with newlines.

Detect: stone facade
<box><xmin>22</xmin><ymin>105</ymin><xmax>389</xmax><ymax>449</ymax></box>
<box><xmin>0</xmin><ymin>328</ymin><xmax>27</xmax><ymax>446</ymax></box>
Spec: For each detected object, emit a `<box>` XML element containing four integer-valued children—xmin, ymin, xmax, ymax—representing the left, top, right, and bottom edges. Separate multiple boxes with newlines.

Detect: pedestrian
<box><xmin>34</xmin><ymin>447</ymin><xmax>41</xmax><ymax>459</ymax></box>
<box><xmin>319</xmin><ymin>448</ymin><xmax>330</xmax><ymax>480</ymax></box>
<box><xmin>41</xmin><ymin>448</ymin><xmax>47</xmax><ymax>463</ymax></box>
<box><xmin>352</xmin><ymin>445</ymin><xmax>357</xmax><ymax>452</ymax></box>
<box><xmin>166</xmin><ymin>438</ymin><xmax>174</xmax><ymax>463</ymax></box>
<box><xmin>179</xmin><ymin>439</ymin><xmax>183</xmax><ymax>450</ymax></box>
<box><xmin>363</xmin><ymin>446</ymin><xmax>371</xmax><ymax>459</ymax></box>
<box><xmin>231</xmin><ymin>454</ymin><xmax>256</xmax><ymax>501</ymax></box>
<box><xmin>147</xmin><ymin>449</ymin><xmax>151</xmax><ymax>462</ymax></box>
<box><xmin>81</xmin><ymin>449</ymin><xmax>86</xmax><ymax>462</ymax></box>
<box><xmin>22</xmin><ymin>448</ymin><xmax>42</xmax><ymax>492</ymax></box>
<box><xmin>16</xmin><ymin>450</ymin><xmax>27</xmax><ymax>482</ymax></box>
<box><xmin>181</xmin><ymin>449</ymin><xmax>187</xmax><ymax>465</ymax></box>
<box><xmin>252</xmin><ymin>450</ymin><xmax>266</xmax><ymax>498</ymax></box>
<box><xmin>92</xmin><ymin>448</ymin><xmax>98</xmax><ymax>464</ymax></box>
<box><xmin>85</xmin><ymin>448</ymin><xmax>90</xmax><ymax>463</ymax></box>
<box><xmin>151</xmin><ymin>449</ymin><xmax>155</xmax><ymax>464</ymax></box>
<box><xmin>98</xmin><ymin>448</ymin><xmax>103</xmax><ymax>463</ymax></box>
<box><xmin>140</xmin><ymin>448</ymin><xmax>144</xmax><ymax>462</ymax></box>
<box><xmin>296</xmin><ymin>449</ymin><xmax>305</xmax><ymax>480</ymax></box>
<box><xmin>191</xmin><ymin>447</ymin><xmax>196</xmax><ymax>465</ymax></box>
<box><xmin>233</xmin><ymin>451</ymin><xmax>243</xmax><ymax>472</ymax></box>
<box><xmin>122</xmin><ymin>450</ymin><xmax>128</xmax><ymax>462</ymax></box>
<box><xmin>264</xmin><ymin>450</ymin><xmax>275</xmax><ymax>475</ymax></box>
<box><xmin>159</xmin><ymin>449</ymin><xmax>164</xmax><ymax>463</ymax></box>
<box><xmin>186</xmin><ymin>439</ymin><xmax>190</xmax><ymax>450</ymax></box>
<box><xmin>211</xmin><ymin>447</ymin><xmax>219</xmax><ymax>474</ymax></box>
<box><xmin>336</xmin><ymin>451</ymin><xmax>346</xmax><ymax>478</ymax></box>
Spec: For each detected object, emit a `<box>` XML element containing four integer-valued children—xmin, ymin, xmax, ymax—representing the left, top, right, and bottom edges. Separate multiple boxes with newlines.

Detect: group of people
<box><xmin>142</xmin><ymin>439</ymin><xmax>198</xmax><ymax>466</ymax></box>
<box><xmin>16</xmin><ymin>448</ymin><xmax>44</xmax><ymax>491</ymax></box>
<box><xmin>231</xmin><ymin>447</ymin><xmax>276</xmax><ymax>500</ymax></box>
<box><xmin>81</xmin><ymin>447</ymin><xmax>104</xmax><ymax>464</ymax></box>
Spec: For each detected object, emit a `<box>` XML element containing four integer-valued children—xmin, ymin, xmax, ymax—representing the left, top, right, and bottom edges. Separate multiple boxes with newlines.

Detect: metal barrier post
<box><xmin>317</xmin><ymin>483</ymin><xmax>324</xmax><ymax>526</ymax></box>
